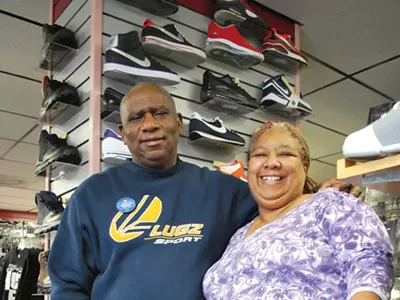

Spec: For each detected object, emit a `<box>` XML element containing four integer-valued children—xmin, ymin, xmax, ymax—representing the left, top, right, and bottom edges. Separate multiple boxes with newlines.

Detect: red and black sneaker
<box><xmin>214</xmin><ymin>0</ymin><xmax>268</xmax><ymax>38</ymax></box>
<box><xmin>141</xmin><ymin>19</ymin><xmax>206</xmax><ymax>67</ymax></box>
<box><xmin>262</xmin><ymin>28</ymin><xmax>308</xmax><ymax>65</ymax></box>
<box><xmin>205</xmin><ymin>22</ymin><xmax>264</xmax><ymax>69</ymax></box>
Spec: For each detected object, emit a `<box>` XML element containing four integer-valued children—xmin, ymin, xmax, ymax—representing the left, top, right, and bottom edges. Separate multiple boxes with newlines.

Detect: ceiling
<box><xmin>0</xmin><ymin>0</ymin><xmax>398</xmax><ymax>212</ymax></box>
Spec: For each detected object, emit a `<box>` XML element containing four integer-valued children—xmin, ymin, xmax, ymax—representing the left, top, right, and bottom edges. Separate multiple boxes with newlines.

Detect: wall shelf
<box><xmin>337</xmin><ymin>154</ymin><xmax>400</xmax><ymax>196</ymax></box>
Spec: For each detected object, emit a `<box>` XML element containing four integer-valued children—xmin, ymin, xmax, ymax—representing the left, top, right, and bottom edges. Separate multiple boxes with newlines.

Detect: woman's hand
<box><xmin>318</xmin><ymin>178</ymin><xmax>366</xmax><ymax>201</ymax></box>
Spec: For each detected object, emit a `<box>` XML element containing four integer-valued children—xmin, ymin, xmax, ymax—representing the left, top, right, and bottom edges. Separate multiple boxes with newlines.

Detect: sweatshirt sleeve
<box><xmin>48</xmin><ymin>189</ymin><xmax>98</xmax><ymax>300</ymax></box>
<box><xmin>316</xmin><ymin>191</ymin><xmax>394</xmax><ymax>300</ymax></box>
<box><xmin>232</xmin><ymin>178</ymin><xmax>258</xmax><ymax>229</ymax></box>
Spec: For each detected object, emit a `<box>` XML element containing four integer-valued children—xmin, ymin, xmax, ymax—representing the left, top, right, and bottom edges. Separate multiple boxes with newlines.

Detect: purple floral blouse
<box><xmin>203</xmin><ymin>189</ymin><xmax>394</xmax><ymax>300</ymax></box>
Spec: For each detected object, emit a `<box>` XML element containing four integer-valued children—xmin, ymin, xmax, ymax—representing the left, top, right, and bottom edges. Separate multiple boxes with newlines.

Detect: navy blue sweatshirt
<box><xmin>48</xmin><ymin>158</ymin><xmax>257</xmax><ymax>299</ymax></box>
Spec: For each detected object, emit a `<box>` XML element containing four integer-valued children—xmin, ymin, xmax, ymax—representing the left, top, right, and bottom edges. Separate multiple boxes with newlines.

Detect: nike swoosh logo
<box><xmin>202</xmin><ymin>120</ymin><xmax>227</xmax><ymax>134</ymax></box>
<box><xmin>264</xmin><ymin>81</ymin><xmax>291</xmax><ymax>98</ymax></box>
<box><xmin>109</xmin><ymin>48</ymin><xmax>151</xmax><ymax>68</ymax></box>
<box><xmin>152</xmin><ymin>26</ymin><xmax>185</xmax><ymax>43</ymax></box>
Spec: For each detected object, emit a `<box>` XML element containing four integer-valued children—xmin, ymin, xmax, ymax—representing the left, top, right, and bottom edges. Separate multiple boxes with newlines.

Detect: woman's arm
<box><xmin>316</xmin><ymin>190</ymin><xmax>394</xmax><ymax>300</ymax></box>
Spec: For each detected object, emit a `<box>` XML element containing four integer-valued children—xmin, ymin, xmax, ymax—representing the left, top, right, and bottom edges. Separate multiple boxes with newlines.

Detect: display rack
<box><xmin>102</xmin><ymin>111</ymin><xmax>121</xmax><ymax>124</ymax></box>
<box><xmin>39</xmin><ymin>42</ymin><xmax>77</xmax><ymax>70</ymax></box>
<box><xmin>189</xmin><ymin>136</ymin><xmax>246</xmax><ymax>153</ymax></box>
<box><xmin>35</xmin><ymin>161</ymin><xmax>80</xmax><ymax>181</ymax></box>
<box><xmin>38</xmin><ymin>102</ymin><xmax>82</xmax><ymax>127</ymax></box>
<box><xmin>201</xmin><ymin>98</ymin><xmax>257</xmax><ymax>116</ymax></box>
<box><xmin>337</xmin><ymin>154</ymin><xmax>400</xmax><ymax>196</ymax></box>
<box><xmin>102</xmin><ymin>154</ymin><xmax>131</xmax><ymax>165</ymax></box>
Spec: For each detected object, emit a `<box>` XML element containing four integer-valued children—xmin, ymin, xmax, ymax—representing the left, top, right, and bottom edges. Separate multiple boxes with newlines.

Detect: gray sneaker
<box><xmin>343</xmin><ymin>101</ymin><xmax>400</xmax><ymax>160</ymax></box>
<box><xmin>34</xmin><ymin>191</ymin><xmax>64</xmax><ymax>235</ymax></box>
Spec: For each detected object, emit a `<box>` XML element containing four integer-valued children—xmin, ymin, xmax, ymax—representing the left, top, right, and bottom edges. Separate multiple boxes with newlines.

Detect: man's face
<box><xmin>119</xmin><ymin>87</ymin><xmax>183</xmax><ymax>170</ymax></box>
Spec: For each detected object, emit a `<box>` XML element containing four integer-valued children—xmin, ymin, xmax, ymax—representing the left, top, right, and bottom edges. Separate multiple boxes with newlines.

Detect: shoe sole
<box><xmin>200</xmin><ymin>94</ymin><xmax>256</xmax><ymax>115</ymax></box>
<box><xmin>35</xmin><ymin>146</ymin><xmax>81</xmax><ymax>175</ymax></box>
<box><xmin>189</xmin><ymin>131</ymin><xmax>245</xmax><ymax>146</ymax></box>
<box><xmin>260</xmin><ymin>95</ymin><xmax>310</xmax><ymax>118</ymax></box>
<box><xmin>42</xmin><ymin>85</ymin><xmax>80</xmax><ymax>112</ymax></box>
<box><xmin>103</xmin><ymin>63</ymin><xmax>180</xmax><ymax>86</ymax></box>
<box><xmin>205</xmin><ymin>38</ymin><xmax>263</xmax><ymax>69</ymax></box>
<box><xmin>141</xmin><ymin>36</ymin><xmax>206</xmax><ymax>67</ymax></box>
<box><xmin>263</xmin><ymin>47</ymin><xmax>308</xmax><ymax>65</ymax></box>
<box><xmin>102</xmin><ymin>152</ymin><xmax>132</xmax><ymax>164</ymax></box>
<box><xmin>116</xmin><ymin>0</ymin><xmax>178</xmax><ymax>16</ymax></box>
<box><xmin>214</xmin><ymin>10</ymin><xmax>268</xmax><ymax>37</ymax></box>
<box><xmin>34</xmin><ymin>221</ymin><xmax>60</xmax><ymax>235</ymax></box>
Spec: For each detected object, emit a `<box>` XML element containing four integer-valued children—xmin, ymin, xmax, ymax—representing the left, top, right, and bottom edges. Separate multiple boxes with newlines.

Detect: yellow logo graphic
<box><xmin>110</xmin><ymin>195</ymin><xmax>162</xmax><ymax>243</ymax></box>
<box><xmin>109</xmin><ymin>195</ymin><xmax>204</xmax><ymax>244</ymax></box>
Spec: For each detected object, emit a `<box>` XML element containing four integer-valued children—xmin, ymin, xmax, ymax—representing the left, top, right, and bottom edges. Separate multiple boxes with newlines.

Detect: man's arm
<box><xmin>232</xmin><ymin>178</ymin><xmax>258</xmax><ymax>229</ymax></box>
<box><xmin>48</xmin><ymin>190</ymin><xmax>97</xmax><ymax>299</ymax></box>
<box><xmin>318</xmin><ymin>178</ymin><xmax>366</xmax><ymax>201</ymax></box>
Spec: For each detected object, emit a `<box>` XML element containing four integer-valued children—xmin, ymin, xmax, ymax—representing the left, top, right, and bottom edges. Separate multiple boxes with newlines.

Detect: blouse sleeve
<box><xmin>316</xmin><ymin>190</ymin><xmax>394</xmax><ymax>300</ymax></box>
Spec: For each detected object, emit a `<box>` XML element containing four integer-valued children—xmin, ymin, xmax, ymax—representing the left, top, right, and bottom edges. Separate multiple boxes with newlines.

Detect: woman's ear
<box><xmin>303</xmin><ymin>163</ymin><xmax>309</xmax><ymax>174</ymax></box>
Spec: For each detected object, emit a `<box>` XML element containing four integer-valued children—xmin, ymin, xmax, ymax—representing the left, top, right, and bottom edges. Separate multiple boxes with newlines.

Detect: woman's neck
<box><xmin>257</xmin><ymin>193</ymin><xmax>311</xmax><ymax>225</ymax></box>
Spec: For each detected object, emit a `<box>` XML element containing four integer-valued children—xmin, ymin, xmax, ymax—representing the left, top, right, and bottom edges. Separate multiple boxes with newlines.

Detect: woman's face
<box><xmin>248</xmin><ymin>127</ymin><xmax>308</xmax><ymax>211</ymax></box>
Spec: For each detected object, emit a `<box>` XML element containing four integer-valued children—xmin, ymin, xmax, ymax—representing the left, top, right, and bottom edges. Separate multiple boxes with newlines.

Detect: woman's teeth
<box><xmin>262</xmin><ymin>176</ymin><xmax>282</xmax><ymax>182</ymax></box>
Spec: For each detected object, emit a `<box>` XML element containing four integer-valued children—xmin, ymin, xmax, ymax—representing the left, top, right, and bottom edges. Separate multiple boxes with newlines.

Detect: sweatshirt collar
<box><xmin>122</xmin><ymin>156</ymin><xmax>184</xmax><ymax>177</ymax></box>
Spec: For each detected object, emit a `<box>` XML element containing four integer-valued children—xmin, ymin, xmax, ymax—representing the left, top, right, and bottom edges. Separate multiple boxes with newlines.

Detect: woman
<box><xmin>203</xmin><ymin>121</ymin><xmax>394</xmax><ymax>300</ymax></box>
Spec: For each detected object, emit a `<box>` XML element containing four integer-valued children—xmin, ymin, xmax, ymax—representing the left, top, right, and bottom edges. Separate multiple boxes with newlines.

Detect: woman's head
<box><xmin>247</xmin><ymin>121</ymin><xmax>317</xmax><ymax>211</ymax></box>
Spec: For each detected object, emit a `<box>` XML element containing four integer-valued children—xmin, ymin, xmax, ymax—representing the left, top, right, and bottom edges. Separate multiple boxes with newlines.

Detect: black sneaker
<box><xmin>116</xmin><ymin>0</ymin><xmax>178</xmax><ymax>16</ymax></box>
<box><xmin>214</xmin><ymin>0</ymin><xmax>268</xmax><ymax>38</ymax></box>
<box><xmin>35</xmin><ymin>130</ymin><xmax>81</xmax><ymax>175</ymax></box>
<box><xmin>261</xmin><ymin>75</ymin><xmax>312</xmax><ymax>118</ymax></box>
<box><xmin>104</xmin><ymin>31</ymin><xmax>180</xmax><ymax>85</ymax></box>
<box><xmin>189</xmin><ymin>112</ymin><xmax>245</xmax><ymax>146</ymax></box>
<box><xmin>200</xmin><ymin>70</ymin><xmax>258</xmax><ymax>114</ymax></box>
<box><xmin>41</xmin><ymin>75</ymin><xmax>80</xmax><ymax>112</ymax></box>
<box><xmin>34</xmin><ymin>191</ymin><xmax>64</xmax><ymax>235</ymax></box>
<box><xmin>141</xmin><ymin>19</ymin><xmax>207</xmax><ymax>67</ymax></box>
<box><xmin>101</xmin><ymin>87</ymin><xmax>124</xmax><ymax>119</ymax></box>
<box><xmin>40</xmin><ymin>24</ymin><xmax>78</xmax><ymax>69</ymax></box>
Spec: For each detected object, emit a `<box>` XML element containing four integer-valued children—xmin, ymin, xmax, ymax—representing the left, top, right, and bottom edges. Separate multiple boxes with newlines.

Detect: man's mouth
<box><xmin>141</xmin><ymin>137</ymin><xmax>165</xmax><ymax>146</ymax></box>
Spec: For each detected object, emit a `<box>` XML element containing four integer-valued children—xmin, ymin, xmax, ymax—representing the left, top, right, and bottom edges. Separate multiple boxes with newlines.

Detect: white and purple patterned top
<box><xmin>203</xmin><ymin>189</ymin><xmax>394</xmax><ymax>300</ymax></box>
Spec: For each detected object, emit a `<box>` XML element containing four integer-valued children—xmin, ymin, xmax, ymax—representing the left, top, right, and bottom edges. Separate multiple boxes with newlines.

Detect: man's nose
<box><xmin>141</xmin><ymin>112</ymin><xmax>160</xmax><ymax>132</ymax></box>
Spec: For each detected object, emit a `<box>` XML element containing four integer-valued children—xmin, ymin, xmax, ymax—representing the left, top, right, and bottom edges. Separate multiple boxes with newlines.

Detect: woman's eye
<box><xmin>279</xmin><ymin>152</ymin><xmax>293</xmax><ymax>156</ymax></box>
<box><xmin>252</xmin><ymin>153</ymin><xmax>265</xmax><ymax>157</ymax></box>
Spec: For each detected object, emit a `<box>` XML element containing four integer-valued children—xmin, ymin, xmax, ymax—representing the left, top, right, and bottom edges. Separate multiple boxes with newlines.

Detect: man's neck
<box><xmin>132</xmin><ymin>156</ymin><xmax>178</xmax><ymax>171</ymax></box>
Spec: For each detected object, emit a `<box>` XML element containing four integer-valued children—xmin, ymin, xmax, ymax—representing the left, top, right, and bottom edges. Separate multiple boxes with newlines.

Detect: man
<box><xmin>48</xmin><ymin>83</ymin><xmax>364</xmax><ymax>299</ymax></box>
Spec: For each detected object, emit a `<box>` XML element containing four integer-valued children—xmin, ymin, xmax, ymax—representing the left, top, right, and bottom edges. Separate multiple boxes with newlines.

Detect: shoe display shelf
<box><xmin>262</xmin><ymin>54</ymin><xmax>298</xmax><ymax>75</ymax></box>
<box><xmin>38</xmin><ymin>102</ymin><xmax>82</xmax><ymax>127</ymax></box>
<box><xmin>35</xmin><ymin>161</ymin><xmax>80</xmax><ymax>181</ymax></box>
<box><xmin>201</xmin><ymin>98</ymin><xmax>257</xmax><ymax>116</ymax></box>
<box><xmin>101</xmin><ymin>110</ymin><xmax>121</xmax><ymax>124</ymax></box>
<box><xmin>189</xmin><ymin>136</ymin><xmax>247</xmax><ymax>154</ymax></box>
<box><xmin>39</xmin><ymin>42</ymin><xmax>78</xmax><ymax>71</ymax></box>
<box><xmin>337</xmin><ymin>154</ymin><xmax>400</xmax><ymax>197</ymax></box>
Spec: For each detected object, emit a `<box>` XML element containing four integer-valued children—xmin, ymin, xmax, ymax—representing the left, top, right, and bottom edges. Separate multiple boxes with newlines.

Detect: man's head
<box><xmin>118</xmin><ymin>82</ymin><xmax>183</xmax><ymax>170</ymax></box>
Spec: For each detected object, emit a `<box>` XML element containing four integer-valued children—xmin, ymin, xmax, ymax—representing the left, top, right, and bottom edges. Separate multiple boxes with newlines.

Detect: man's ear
<box><xmin>176</xmin><ymin>113</ymin><xmax>184</xmax><ymax>134</ymax></box>
<box><xmin>118</xmin><ymin>124</ymin><xmax>126</xmax><ymax>145</ymax></box>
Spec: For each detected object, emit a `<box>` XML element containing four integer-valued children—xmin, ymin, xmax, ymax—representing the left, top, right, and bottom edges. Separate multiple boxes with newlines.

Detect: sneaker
<box><xmin>104</xmin><ymin>31</ymin><xmax>180</xmax><ymax>85</ymax></box>
<box><xmin>40</xmin><ymin>75</ymin><xmax>81</xmax><ymax>112</ymax></box>
<box><xmin>261</xmin><ymin>75</ymin><xmax>312</xmax><ymax>118</ymax></box>
<box><xmin>37</xmin><ymin>250</ymin><xmax>51</xmax><ymax>295</ymax></box>
<box><xmin>262</xmin><ymin>28</ymin><xmax>308</xmax><ymax>65</ymax></box>
<box><xmin>141</xmin><ymin>19</ymin><xmax>207</xmax><ymax>67</ymax></box>
<box><xmin>35</xmin><ymin>130</ymin><xmax>81</xmax><ymax>175</ymax></box>
<box><xmin>205</xmin><ymin>22</ymin><xmax>264</xmax><ymax>69</ymax></box>
<box><xmin>342</xmin><ymin>102</ymin><xmax>400</xmax><ymax>160</ymax></box>
<box><xmin>116</xmin><ymin>0</ymin><xmax>178</xmax><ymax>16</ymax></box>
<box><xmin>101</xmin><ymin>87</ymin><xmax>124</xmax><ymax>119</ymax></box>
<box><xmin>201</xmin><ymin>70</ymin><xmax>258</xmax><ymax>114</ymax></box>
<box><xmin>189</xmin><ymin>112</ymin><xmax>245</xmax><ymax>146</ymax></box>
<box><xmin>34</xmin><ymin>191</ymin><xmax>64</xmax><ymax>235</ymax></box>
<box><xmin>214</xmin><ymin>0</ymin><xmax>268</xmax><ymax>38</ymax></box>
<box><xmin>40</xmin><ymin>24</ymin><xmax>78</xmax><ymax>69</ymax></box>
<box><xmin>102</xmin><ymin>129</ymin><xmax>131</xmax><ymax>164</ymax></box>
<box><xmin>214</xmin><ymin>160</ymin><xmax>247</xmax><ymax>181</ymax></box>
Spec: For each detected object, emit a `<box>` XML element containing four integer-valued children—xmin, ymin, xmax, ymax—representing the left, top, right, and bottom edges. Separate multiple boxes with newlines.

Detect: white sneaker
<box><xmin>102</xmin><ymin>129</ymin><xmax>131</xmax><ymax>164</ymax></box>
<box><xmin>343</xmin><ymin>102</ymin><xmax>400</xmax><ymax>160</ymax></box>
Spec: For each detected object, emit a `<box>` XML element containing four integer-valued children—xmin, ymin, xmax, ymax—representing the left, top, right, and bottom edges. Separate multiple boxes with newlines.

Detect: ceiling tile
<box><xmin>354</xmin><ymin>58</ymin><xmax>400</xmax><ymax>100</ymax></box>
<box><xmin>0</xmin><ymin>160</ymin><xmax>39</xmax><ymax>189</ymax></box>
<box><xmin>3</xmin><ymin>142</ymin><xmax>39</xmax><ymax>165</ymax></box>
<box><xmin>0</xmin><ymin>0</ymin><xmax>49</xmax><ymax>24</ymax></box>
<box><xmin>298</xmin><ymin>121</ymin><xmax>346</xmax><ymax>158</ymax></box>
<box><xmin>318</xmin><ymin>153</ymin><xmax>344</xmax><ymax>165</ymax></box>
<box><xmin>0</xmin><ymin>15</ymin><xmax>44</xmax><ymax>80</ymax></box>
<box><xmin>0</xmin><ymin>139</ymin><xmax>15</xmax><ymax>157</ymax></box>
<box><xmin>0</xmin><ymin>111</ymin><xmax>36</xmax><ymax>140</ymax></box>
<box><xmin>0</xmin><ymin>73</ymin><xmax>41</xmax><ymax>117</ymax></box>
<box><xmin>26</xmin><ymin>179</ymin><xmax>45</xmax><ymax>191</ymax></box>
<box><xmin>304</xmin><ymin>79</ymin><xmax>389</xmax><ymax>134</ymax></box>
<box><xmin>23</xmin><ymin>126</ymin><xmax>41</xmax><ymax>144</ymax></box>
<box><xmin>256</xmin><ymin>0</ymin><xmax>400</xmax><ymax>73</ymax></box>
<box><xmin>0</xmin><ymin>196</ymin><xmax>33</xmax><ymax>207</ymax></box>
<box><xmin>308</xmin><ymin>160</ymin><xmax>337</xmax><ymax>183</ymax></box>
<box><xmin>301</xmin><ymin>58</ymin><xmax>344</xmax><ymax>95</ymax></box>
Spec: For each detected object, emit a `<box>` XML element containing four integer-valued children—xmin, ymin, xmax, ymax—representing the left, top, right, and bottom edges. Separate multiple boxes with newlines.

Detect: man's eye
<box><xmin>129</xmin><ymin>116</ymin><xmax>141</xmax><ymax>122</ymax></box>
<box><xmin>155</xmin><ymin>111</ymin><xmax>168</xmax><ymax>117</ymax></box>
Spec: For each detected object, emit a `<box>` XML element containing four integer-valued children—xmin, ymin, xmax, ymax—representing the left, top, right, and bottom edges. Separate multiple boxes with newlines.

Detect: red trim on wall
<box><xmin>177</xmin><ymin>0</ymin><xmax>295</xmax><ymax>37</ymax></box>
<box><xmin>0</xmin><ymin>210</ymin><xmax>37</xmax><ymax>222</ymax></box>
<box><xmin>53</xmin><ymin>0</ymin><xmax>72</xmax><ymax>22</ymax></box>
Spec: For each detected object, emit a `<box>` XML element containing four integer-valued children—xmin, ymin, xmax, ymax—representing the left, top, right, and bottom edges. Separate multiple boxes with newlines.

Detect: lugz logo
<box><xmin>109</xmin><ymin>195</ymin><xmax>204</xmax><ymax>245</ymax></box>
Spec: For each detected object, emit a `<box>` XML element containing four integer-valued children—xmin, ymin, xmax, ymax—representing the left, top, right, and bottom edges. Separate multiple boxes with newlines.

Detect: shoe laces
<box><xmin>43</xmin><ymin>197</ymin><xmax>64</xmax><ymax>213</ymax></box>
<box><xmin>167</xmin><ymin>24</ymin><xmax>188</xmax><ymax>41</ymax></box>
